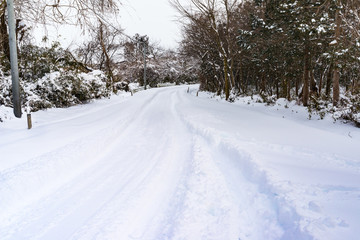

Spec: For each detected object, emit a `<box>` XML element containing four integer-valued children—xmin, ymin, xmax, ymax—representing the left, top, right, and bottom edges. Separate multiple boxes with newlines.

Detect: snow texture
<box><xmin>0</xmin><ymin>85</ymin><xmax>359</xmax><ymax>240</ymax></box>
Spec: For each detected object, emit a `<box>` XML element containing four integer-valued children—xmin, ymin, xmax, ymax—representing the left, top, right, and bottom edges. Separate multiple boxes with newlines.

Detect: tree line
<box><xmin>173</xmin><ymin>0</ymin><xmax>360</xmax><ymax>107</ymax></box>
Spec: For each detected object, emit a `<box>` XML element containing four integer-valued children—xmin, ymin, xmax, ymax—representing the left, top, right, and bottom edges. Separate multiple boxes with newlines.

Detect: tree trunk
<box><xmin>302</xmin><ymin>44</ymin><xmax>310</xmax><ymax>106</ymax></box>
<box><xmin>230</xmin><ymin>58</ymin><xmax>235</xmax><ymax>89</ymax></box>
<box><xmin>223</xmin><ymin>56</ymin><xmax>230</xmax><ymax>100</ymax></box>
<box><xmin>352</xmin><ymin>76</ymin><xmax>358</xmax><ymax>94</ymax></box>
<box><xmin>99</xmin><ymin>22</ymin><xmax>114</xmax><ymax>92</ymax></box>
<box><xmin>333</xmin><ymin>67</ymin><xmax>340</xmax><ymax>105</ymax></box>
<box><xmin>287</xmin><ymin>76</ymin><xmax>291</xmax><ymax>101</ymax></box>
<box><xmin>310</xmin><ymin>70</ymin><xmax>318</xmax><ymax>96</ymax></box>
<box><xmin>261</xmin><ymin>72</ymin><xmax>266</xmax><ymax>94</ymax></box>
<box><xmin>255</xmin><ymin>71</ymin><xmax>258</xmax><ymax>92</ymax></box>
<box><xmin>281</xmin><ymin>75</ymin><xmax>287</xmax><ymax>99</ymax></box>
<box><xmin>333</xmin><ymin>6</ymin><xmax>341</xmax><ymax>106</ymax></box>
<box><xmin>296</xmin><ymin>78</ymin><xmax>299</xmax><ymax>96</ymax></box>
<box><xmin>318</xmin><ymin>69</ymin><xmax>324</xmax><ymax>96</ymax></box>
<box><xmin>326</xmin><ymin>64</ymin><xmax>332</xmax><ymax>97</ymax></box>
<box><xmin>239</xmin><ymin>59</ymin><xmax>243</xmax><ymax>93</ymax></box>
<box><xmin>0</xmin><ymin>10</ymin><xmax>10</xmax><ymax>61</ymax></box>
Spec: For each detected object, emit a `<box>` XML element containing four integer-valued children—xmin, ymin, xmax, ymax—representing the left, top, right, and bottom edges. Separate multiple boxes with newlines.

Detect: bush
<box><xmin>1</xmin><ymin>69</ymin><xmax>110</xmax><ymax>113</ymax></box>
<box><xmin>0</xmin><ymin>76</ymin><xmax>12</xmax><ymax>106</ymax></box>
<box><xmin>19</xmin><ymin>42</ymin><xmax>90</xmax><ymax>82</ymax></box>
<box><xmin>335</xmin><ymin>92</ymin><xmax>360</xmax><ymax>127</ymax></box>
<box><xmin>0</xmin><ymin>41</ymin><xmax>111</xmax><ymax>114</ymax></box>
<box><xmin>24</xmin><ymin>70</ymin><xmax>110</xmax><ymax>111</ymax></box>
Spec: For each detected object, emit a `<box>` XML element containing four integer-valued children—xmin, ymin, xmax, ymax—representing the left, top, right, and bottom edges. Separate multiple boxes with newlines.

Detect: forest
<box><xmin>1</xmin><ymin>0</ymin><xmax>360</xmax><ymax>126</ymax></box>
<box><xmin>174</xmin><ymin>0</ymin><xmax>360</xmax><ymax>125</ymax></box>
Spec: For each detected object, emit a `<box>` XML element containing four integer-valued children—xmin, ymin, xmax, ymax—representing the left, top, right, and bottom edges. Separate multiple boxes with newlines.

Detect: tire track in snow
<box><xmin>170</xmin><ymin>135</ymin><xmax>284</xmax><ymax>240</ymax></box>
<box><xmin>65</xmin><ymin>89</ymin><xmax>194</xmax><ymax>240</ymax></box>
<box><xmin>0</xmin><ymin>88</ymin><xmax>161</xmax><ymax>171</ymax></box>
<box><xmin>173</xmin><ymin>89</ymin><xmax>313</xmax><ymax>239</ymax></box>
<box><xmin>1</xmin><ymin>88</ymin><xmax>194</xmax><ymax>240</ymax></box>
<box><xmin>0</xmin><ymin>88</ymin><xmax>174</xmax><ymax>239</ymax></box>
<box><xmin>1</xmin><ymin>86</ymin><xmax>319</xmax><ymax>239</ymax></box>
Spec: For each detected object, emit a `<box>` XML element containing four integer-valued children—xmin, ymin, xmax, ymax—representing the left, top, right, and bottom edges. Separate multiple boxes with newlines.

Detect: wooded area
<box><xmin>173</xmin><ymin>0</ymin><xmax>360</xmax><ymax>109</ymax></box>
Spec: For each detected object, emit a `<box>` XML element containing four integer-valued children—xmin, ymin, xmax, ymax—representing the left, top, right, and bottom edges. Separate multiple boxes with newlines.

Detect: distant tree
<box><xmin>76</xmin><ymin>21</ymin><xmax>124</xmax><ymax>92</ymax></box>
<box><xmin>171</xmin><ymin>0</ymin><xmax>241</xmax><ymax>100</ymax></box>
<box><xmin>0</xmin><ymin>0</ymin><xmax>121</xmax><ymax>70</ymax></box>
<box><xmin>15</xmin><ymin>0</ymin><xmax>120</xmax><ymax>25</ymax></box>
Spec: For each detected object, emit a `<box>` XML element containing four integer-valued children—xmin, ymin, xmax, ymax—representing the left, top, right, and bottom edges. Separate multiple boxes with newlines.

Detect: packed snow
<box><xmin>0</xmin><ymin>85</ymin><xmax>359</xmax><ymax>240</ymax></box>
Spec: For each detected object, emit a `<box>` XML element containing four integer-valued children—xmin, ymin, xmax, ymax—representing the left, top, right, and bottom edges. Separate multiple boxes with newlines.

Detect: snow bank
<box><xmin>0</xmin><ymin>105</ymin><xmax>14</xmax><ymax>123</ymax></box>
<box><xmin>192</xmin><ymin>87</ymin><xmax>360</xmax><ymax>240</ymax></box>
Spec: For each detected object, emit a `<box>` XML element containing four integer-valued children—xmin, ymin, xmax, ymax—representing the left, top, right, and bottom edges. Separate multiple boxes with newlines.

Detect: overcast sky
<box><xmin>120</xmin><ymin>0</ymin><xmax>183</xmax><ymax>49</ymax></box>
<box><xmin>33</xmin><ymin>0</ymin><xmax>185</xmax><ymax>50</ymax></box>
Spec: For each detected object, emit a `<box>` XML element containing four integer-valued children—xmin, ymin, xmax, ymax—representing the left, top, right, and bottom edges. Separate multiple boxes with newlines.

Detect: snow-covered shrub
<box><xmin>259</xmin><ymin>91</ymin><xmax>277</xmax><ymax>105</ymax></box>
<box><xmin>0</xmin><ymin>41</ymin><xmax>111</xmax><ymax>115</ymax></box>
<box><xmin>307</xmin><ymin>95</ymin><xmax>328</xmax><ymax>120</ymax></box>
<box><xmin>0</xmin><ymin>74</ymin><xmax>12</xmax><ymax>107</ymax></box>
<box><xmin>304</xmin><ymin>90</ymin><xmax>360</xmax><ymax>126</ymax></box>
<box><xmin>333</xmin><ymin>92</ymin><xmax>360</xmax><ymax>127</ymax></box>
<box><xmin>22</xmin><ymin>70</ymin><xmax>110</xmax><ymax>111</ymax></box>
<box><xmin>19</xmin><ymin>42</ymin><xmax>92</xmax><ymax>81</ymax></box>
<box><xmin>114</xmin><ymin>81</ymin><xmax>130</xmax><ymax>92</ymax></box>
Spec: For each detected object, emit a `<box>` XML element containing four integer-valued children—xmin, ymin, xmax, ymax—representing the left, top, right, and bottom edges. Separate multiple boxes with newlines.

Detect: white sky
<box><xmin>33</xmin><ymin>0</ymin><xmax>184</xmax><ymax>50</ymax></box>
<box><xmin>120</xmin><ymin>0</ymin><xmax>183</xmax><ymax>49</ymax></box>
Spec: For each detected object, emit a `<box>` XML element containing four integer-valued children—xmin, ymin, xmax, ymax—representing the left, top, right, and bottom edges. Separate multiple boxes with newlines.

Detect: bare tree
<box><xmin>14</xmin><ymin>0</ymin><xmax>120</xmax><ymax>26</ymax></box>
<box><xmin>171</xmin><ymin>0</ymin><xmax>240</xmax><ymax>100</ymax></box>
<box><xmin>76</xmin><ymin>20</ymin><xmax>124</xmax><ymax>92</ymax></box>
<box><xmin>0</xmin><ymin>0</ymin><xmax>121</xmax><ymax>67</ymax></box>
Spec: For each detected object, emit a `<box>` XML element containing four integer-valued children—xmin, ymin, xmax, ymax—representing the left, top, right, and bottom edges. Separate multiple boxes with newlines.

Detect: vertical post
<box><xmin>27</xmin><ymin>114</ymin><xmax>32</xmax><ymax>129</ymax></box>
<box><xmin>6</xmin><ymin>0</ymin><xmax>22</xmax><ymax>118</ymax></box>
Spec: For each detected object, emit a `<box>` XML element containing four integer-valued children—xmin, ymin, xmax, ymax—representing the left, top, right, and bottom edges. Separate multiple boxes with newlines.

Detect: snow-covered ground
<box><xmin>0</xmin><ymin>85</ymin><xmax>359</xmax><ymax>240</ymax></box>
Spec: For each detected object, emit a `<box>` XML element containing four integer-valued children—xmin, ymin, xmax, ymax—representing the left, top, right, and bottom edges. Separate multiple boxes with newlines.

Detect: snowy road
<box><xmin>1</xmin><ymin>85</ymin><xmax>360</xmax><ymax>240</ymax></box>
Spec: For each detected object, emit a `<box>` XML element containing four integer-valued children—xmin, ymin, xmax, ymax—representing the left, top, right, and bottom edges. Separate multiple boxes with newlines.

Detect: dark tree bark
<box><xmin>333</xmin><ymin>5</ymin><xmax>341</xmax><ymax>106</ymax></box>
<box><xmin>302</xmin><ymin>43</ymin><xmax>310</xmax><ymax>106</ymax></box>
<box><xmin>0</xmin><ymin>11</ymin><xmax>10</xmax><ymax>61</ymax></box>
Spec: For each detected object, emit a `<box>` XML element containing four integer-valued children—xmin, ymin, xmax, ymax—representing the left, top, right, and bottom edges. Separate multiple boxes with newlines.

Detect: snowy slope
<box><xmin>0</xmin><ymin>85</ymin><xmax>359</xmax><ymax>240</ymax></box>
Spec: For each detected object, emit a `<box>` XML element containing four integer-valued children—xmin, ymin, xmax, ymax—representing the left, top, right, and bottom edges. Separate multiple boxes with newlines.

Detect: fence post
<box><xmin>27</xmin><ymin>114</ymin><xmax>32</xmax><ymax>129</ymax></box>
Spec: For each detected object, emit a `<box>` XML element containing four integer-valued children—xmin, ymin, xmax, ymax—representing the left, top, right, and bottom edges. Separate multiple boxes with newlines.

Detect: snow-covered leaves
<box><xmin>0</xmin><ymin>42</ymin><xmax>112</xmax><ymax>118</ymax></box>
<box><xmin>24</xmin><ymin>70</ymin><xmax>110</xmax><ymax>111</ymax></box>
<box><xmin>0</xmin><ymin>69</ymin><xmax>110</xmax><ymax>114</ymax></box>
